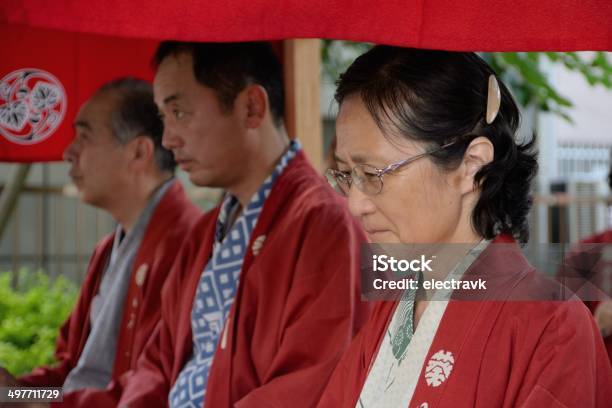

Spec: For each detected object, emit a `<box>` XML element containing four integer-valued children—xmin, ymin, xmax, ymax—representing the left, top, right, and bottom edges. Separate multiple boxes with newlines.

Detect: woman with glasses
<box><xmin>319</xmin><ymin>46</ymin><xmax>611</xmax><ymax>407</ymax></box>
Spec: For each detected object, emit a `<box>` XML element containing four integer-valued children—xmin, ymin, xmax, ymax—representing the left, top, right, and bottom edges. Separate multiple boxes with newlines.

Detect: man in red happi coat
<box><xmin>0</xmin><ymin>78</ymin><xmax>201</xmax><ymax>404</ymax></box>
<box><xmin>59</xmin><ymin>42</ymin><xmax>370</xmax><ymax>408</ymax></box>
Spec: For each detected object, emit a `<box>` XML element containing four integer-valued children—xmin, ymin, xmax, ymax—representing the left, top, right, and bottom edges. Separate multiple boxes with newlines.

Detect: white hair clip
<box><xmin>486</xmin><ymin>75</ymin><xmax>501</xmax><ymax>124</ymax></box>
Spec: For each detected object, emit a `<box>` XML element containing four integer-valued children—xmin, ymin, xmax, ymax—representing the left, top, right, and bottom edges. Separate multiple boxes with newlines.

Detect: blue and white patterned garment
<box><xmin>169</xmin><ymin>140</ymin><xmax>301</xmax><ymax>408</ymax></box>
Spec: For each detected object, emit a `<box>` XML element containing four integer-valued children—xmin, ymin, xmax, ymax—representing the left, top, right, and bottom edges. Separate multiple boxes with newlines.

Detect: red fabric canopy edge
<box><xmin>2</xmin><ymin>0</ymin><xmax>611</xmax><ymax>51</ymax></box>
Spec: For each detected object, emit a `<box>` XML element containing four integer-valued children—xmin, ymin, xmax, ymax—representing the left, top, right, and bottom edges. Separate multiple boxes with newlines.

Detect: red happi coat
<box><xmin>563</xmin><ymin>229</ymin><xmax>612</xmax><ymax>365</ymax></box>
<box><xmin>18</xmin><ymin>181</ymin><xmax>200</xmax><ymax>401</ymax></box>
<box><xmin>80</xmin><ymin>151</ymin><xmax>371</xmax><ymax>408</ymax></box>
<box><xmin>318</xmin><ymin>236</ymin><xmax>612</xmax><ymax>408</ymax></box>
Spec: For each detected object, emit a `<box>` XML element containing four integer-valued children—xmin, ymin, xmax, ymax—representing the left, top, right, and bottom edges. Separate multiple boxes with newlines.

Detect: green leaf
<box><xmin>0</xmin><ymin>270</ymin><xmax>77</xmax><ymax>376</ymax></box>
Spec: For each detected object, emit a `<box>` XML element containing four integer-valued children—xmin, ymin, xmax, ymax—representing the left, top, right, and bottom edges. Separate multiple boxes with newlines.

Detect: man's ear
<box><xmin>241</xmin><ymin>84</ymin><xmax>268</xmax><ymax>129</ymax></box>
<box><xmin>128</xmin><ymin>135</ymin><xmax>155</xmax><ymax>170</ymax></box>
<box><xmin>459</xmin><ymin>136</ymin><xmax>494</xmax><ymax>194</ymax></box>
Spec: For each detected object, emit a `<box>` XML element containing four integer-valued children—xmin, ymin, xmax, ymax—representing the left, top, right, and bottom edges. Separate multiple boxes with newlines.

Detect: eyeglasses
<box><xmin>326</xmin><ymin>142</ymin><xmax>454</xmax><ymax>196</ymax></box>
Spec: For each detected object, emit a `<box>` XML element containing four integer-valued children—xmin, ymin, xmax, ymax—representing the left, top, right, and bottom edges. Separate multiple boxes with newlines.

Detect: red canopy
<box><xmin>2</xmin><ymin>0</ymin><xmax>611</xmax><ymax>51</ymax></box>
<box><xmin>1</xmin><ymin>0</ymin><xmax>611</xmax><ymax>161</ymax></box>
<box><xmin>0</xmin><ymin>24</ymin><xmax>156</xmax><ymax>162</ymax></box>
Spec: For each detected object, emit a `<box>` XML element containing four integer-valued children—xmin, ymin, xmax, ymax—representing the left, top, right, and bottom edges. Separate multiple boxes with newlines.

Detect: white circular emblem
<box><xmin>135</xmin><ymin>264</ymin><xmax>149</xmax><ymax>287</ymax></box>
<box><xmin>0</xmin><ymin>68</ymin><xmax>67</xmax><ymax>145</ymax></box>
<box><xmin>424</xmin><ymin>349</ymin><xmax>455</xmax><ymax>387</ymax></box>
<box><xmin>251</xmin><ymin>235</ymin><xmax>266</xmax><ymax>256</ymax></box>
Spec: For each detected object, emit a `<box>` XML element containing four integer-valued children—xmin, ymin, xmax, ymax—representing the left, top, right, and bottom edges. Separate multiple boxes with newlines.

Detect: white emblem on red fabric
<box><xmin>220</xmin><ymin>317</ymin><xmax>230</xmax><ymax>350</ymax></box>
<box><xmin>135</xmin><ymin>263</ymin><xmax>149</xmax><ymax>287</ymax></box>
<box><xmin>251</xmin><ymin>234</ymin><xmax>266</xmax><ymax>255</ymax></box>
<box><xmin>0</xmin><ymin>68</ymin><xmax>66</xmax><ymax>145</ymax></box>
<box><xmin>424</xmin><ymin>349</ymin><xmax>455</xmax><ymax>387</ymax></box>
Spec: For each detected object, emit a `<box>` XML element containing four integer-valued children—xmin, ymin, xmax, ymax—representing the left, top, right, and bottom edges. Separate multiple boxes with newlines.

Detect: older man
<box><xmin>0</xmin><ymin>78</ymin><xmax>200</xmax><ymax>403</ymax></box>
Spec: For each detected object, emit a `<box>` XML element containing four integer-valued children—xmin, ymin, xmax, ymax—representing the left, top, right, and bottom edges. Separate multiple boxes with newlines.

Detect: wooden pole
<box><xmin>283</xmin><ymin>39</ymin><xmax>323</xmax><ymax>171</ymax></box>
<box><xmin>0</xmin><ymin>163</ymin><xmax>31</xmax><ymax>241</ymax></box>
<box><xmin>0</xmin><ymin>163</ymin><xmax>31</xmax><ymax>289</ymax></box>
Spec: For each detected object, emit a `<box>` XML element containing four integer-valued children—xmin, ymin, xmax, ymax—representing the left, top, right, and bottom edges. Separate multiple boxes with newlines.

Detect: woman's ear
<box><xmin>460</xmin><ymin>136</ymin><xmax>494</xmax><ymax>194</ymax></box>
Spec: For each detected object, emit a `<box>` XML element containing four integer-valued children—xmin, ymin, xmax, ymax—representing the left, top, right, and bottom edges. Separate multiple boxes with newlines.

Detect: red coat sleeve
<box><xmin>516</xmin><ymin>301</ymin><xmax>612</xmax><ymax>407</ymax></box>
<box><xmin>314</xmin><ymin>328</ymin><xmax>367</xmax><ymax>408</ymax></box>
<box><xmin>116</xmin><ymin>320</ymin><xmax>174</xmax><ymax>407</ymax></box>
<box><xmin>234</xmin><ymin>207</ymin><xmax>368</xmax><ymax>408</ymax></box>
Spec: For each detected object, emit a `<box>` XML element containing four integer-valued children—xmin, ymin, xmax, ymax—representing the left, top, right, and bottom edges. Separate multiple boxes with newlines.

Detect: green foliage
<box><xmin>321</xmin><ymin>41</ymin><xmax>612</xmax><ymax>122</ymax></box>
<box><xmin>321</xmin><ymin>40</ymin><xmax>372</xmax><ymax>84</ymax></box>
<box><xmin>0</xmin><ymin>270</ymin><xmax>78</xmax><ymax>376</ymax></box>
<box><xmin>486</xmin><ymin>52</ymin><xmax>612</xmax><ymax>122</ymax></box>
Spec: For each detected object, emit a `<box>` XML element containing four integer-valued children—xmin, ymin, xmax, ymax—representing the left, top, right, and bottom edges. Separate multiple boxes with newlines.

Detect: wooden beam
<box><xmin>283</xmin><ymin>39</ymin><xmax>323</xmax><ymax>171</ymax></box>
<box><xmin>0</xmin><ymin>164</ymin><xmax>31</xmax><ymax>242</ymax></box>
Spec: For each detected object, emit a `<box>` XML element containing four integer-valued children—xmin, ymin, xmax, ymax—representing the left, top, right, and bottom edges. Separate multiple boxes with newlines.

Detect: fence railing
<box><xmin>557</xmin><ymin>143</ymin><xmax>610</xmax><ymax>178</ymax></box>
<box><xmin>1</xmin><ymin>186</ymin><xmax>610</xmax><ymax>285</ymax></box>
<box><xmin>0</xmin><ymin>184</ymin><xmax>221</xmax><ymax>286</ymax></box>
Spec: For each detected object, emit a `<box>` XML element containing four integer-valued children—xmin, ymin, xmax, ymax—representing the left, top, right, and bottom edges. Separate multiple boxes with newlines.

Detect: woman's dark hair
<box><xmin>335</xmin><ymin>46</ymin><xmax>538</xmax><ymax>243</ymax></box>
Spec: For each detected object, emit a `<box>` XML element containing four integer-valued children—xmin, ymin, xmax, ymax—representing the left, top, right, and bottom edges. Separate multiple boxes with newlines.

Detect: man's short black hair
<box><xmin>99</xmin><ymin>77</ymin><xmax>176</xmax><ymax>173</ymax></box>
<box><xmin>153</xmin><ymin>41</ymin><xmax>285</xmax><ymax>127</ymax></box>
